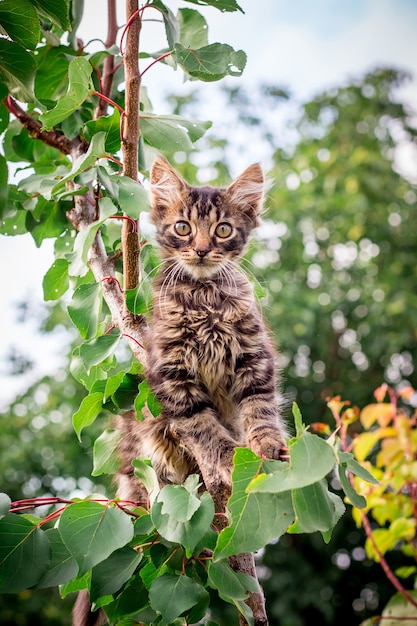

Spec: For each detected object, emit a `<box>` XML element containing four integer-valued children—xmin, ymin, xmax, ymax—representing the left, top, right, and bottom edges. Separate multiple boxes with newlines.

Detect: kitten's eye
<box><xmin>215</xmin><ymin>223</ymin><xmax>232</xmax><ymax>238</ymax></box>
<box><xmin>174</xmin><ymin>221</ymin><xmax>191</xmax><ymax>236</ymax></box>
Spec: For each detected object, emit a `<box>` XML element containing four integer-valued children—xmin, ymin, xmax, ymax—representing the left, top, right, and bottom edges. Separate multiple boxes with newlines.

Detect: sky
<box><xmin>0</xmin><ymin>0</ymin><xmax>416</xmax><ymax>406</ymax></box>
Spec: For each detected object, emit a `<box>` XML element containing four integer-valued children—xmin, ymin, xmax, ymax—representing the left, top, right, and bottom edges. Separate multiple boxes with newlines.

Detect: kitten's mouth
<box><xmin>184</xmin><ymin>257</ymin><xmax>220</xmax><ymax>279</ymax></box>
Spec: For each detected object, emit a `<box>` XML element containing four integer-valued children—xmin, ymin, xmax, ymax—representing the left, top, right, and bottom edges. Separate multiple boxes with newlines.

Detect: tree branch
<box><xmin>360</xmin><ymin>509</ymin><xmax>417</xmax><ymax>610</ymax></box>
<box><xmin>4</xmin><ymin>95</ymin><xmax>88</xmax><ymax>156</ymax></box>
<box><xmin>121</xmin><ymin>0</ymin><xmax>141</xmax><ymax>293</ymax></box>
<box><xmin>94</xmin><ymin>0</ymin><xmax>118</xmax><ymax>119</ymax></box>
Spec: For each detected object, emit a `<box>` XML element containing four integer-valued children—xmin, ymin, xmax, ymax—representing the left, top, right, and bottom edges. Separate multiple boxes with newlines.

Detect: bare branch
<box><xmin>5</xmin><ymin>96</ymin><xmax>88</xmax><ymax>156</ymax></box>
<box><xmin>121</xmin><ymin>0</ymin><xmax>141</xmax><ymax>293</ymax></box>
<box><xmin>94</xmin><ymin>0</ymin><xmax>119</xmax><ymax>119</ymax></box>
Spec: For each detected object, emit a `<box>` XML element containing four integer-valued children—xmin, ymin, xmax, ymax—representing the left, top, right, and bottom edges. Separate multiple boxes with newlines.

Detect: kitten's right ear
<box><xmin>150</xmin><ymin>157</ymin><xmax>188</xmax><ymax>219</ymax></box>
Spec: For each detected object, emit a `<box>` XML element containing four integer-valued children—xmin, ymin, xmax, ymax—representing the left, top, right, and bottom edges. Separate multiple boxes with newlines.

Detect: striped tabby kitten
<box><xmin>117</xmin><ymin>157</ymin><xmax>288</xmax><ymax>507</ymax></box>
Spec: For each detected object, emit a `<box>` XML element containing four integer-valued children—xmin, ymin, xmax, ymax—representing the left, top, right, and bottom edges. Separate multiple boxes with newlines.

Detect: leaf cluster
<box><xmin>329</xmin><ymin>384</ymin><xmax>417</xmax><ymax>624</ymax></box>
<box><xmin>0</xmin><ymin>404</ymin><xmax>377</xmax><ymax>625</ymax></box>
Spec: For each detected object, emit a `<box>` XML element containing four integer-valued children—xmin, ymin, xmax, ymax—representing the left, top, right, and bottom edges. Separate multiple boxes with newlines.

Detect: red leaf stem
<box><xmin>93</xmin><ymin>90</ymin><xmax>125</xmax><ymax>114</ymax></box>
<box><xmin>360</xmin><ymin>509</ymin><xmax>417</xmax><ymax>609</ymax></box>
<box><xmin>140</xmin><ymin>50</ymin><xmax>173</xmax><ymax>77</ymax></box>
<box><xmin>119</xmin><ymin>6</ymin><xmax>146</xmax><ymax>56</ymax></box>
<box><xmin>101</xmin><ymin>276</ymin><xmax>122</xmax><ymax>291</ymax></box>
<box><xmin>122</xmin><ymin>333</ymin><xmax>145</xmax><ymax>350</ymax></box>
<box><xmin>108</xmin><ymin>214</ymin><xmax>137</xmax><ymax>232</ymax></box>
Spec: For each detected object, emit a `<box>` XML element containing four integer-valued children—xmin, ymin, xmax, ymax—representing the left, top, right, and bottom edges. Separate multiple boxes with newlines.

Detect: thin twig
<box><xmin>360</xmin><ymin>510</ymin><xmax>417</xmax><ymax>609</ymax></box>
<box><xmin>94</xmin><ymin>0</ymin><xmax>119</xmax><ymax>119</ymax></box>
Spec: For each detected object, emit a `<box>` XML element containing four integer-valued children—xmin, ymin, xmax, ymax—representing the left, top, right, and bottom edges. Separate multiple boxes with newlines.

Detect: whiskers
<box><xmin>216</xmin><ymin>261</ymin><xmax>239</xmax><ymax>299</ymax></box>
<box><xmin>158</xmin><ymin>259</ymin><xmax>186</xmax><ymax>316</ymax></box>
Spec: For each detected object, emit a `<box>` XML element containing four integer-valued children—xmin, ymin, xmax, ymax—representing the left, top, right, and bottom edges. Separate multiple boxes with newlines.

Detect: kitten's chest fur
<box><xmin>150</xmin><ymin>271</ymin><xmax>255</xmax><ymax>422</ymax></box>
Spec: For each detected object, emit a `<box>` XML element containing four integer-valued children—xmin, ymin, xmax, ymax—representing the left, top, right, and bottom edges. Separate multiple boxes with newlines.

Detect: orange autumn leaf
<box><xmin>374</xmin><ymin>383</ymin><xmax>389</xmax><ymax>403</ymax></box>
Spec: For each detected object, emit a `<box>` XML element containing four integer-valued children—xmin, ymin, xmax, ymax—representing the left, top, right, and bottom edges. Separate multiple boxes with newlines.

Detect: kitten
<box><xmin>73</xmin><ymin>158</ymin><xmax>287</xmax><ymax>625</ymax></box>
<box><xmin>116</xmin><ymin>157</ymin><xmax>288</xmax><ymax>509</ymax></box>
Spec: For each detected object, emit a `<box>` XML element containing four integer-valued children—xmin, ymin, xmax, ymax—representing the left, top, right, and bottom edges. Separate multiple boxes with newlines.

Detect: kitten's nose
<box><xmin>195</xmin><ymin>248</ymin><xmax>210</xmax><ymax>258</ymax></box>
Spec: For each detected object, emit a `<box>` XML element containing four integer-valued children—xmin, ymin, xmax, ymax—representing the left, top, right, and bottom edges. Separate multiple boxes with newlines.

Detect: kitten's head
<box><xmin>149</xmin><ymin>157</ymin><xmax>264</xmax><ymax>280</ymax></box>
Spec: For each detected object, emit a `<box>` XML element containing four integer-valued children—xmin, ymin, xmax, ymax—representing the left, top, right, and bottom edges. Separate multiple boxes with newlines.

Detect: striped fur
<box><xmin>116</xmin><ymin>158</ymin><xmax>287</xmax><ymax>504</ymax></box>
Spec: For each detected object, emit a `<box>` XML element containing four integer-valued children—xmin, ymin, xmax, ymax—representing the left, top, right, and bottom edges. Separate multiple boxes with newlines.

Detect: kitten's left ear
<box><xmin>150</xmin><ymin>157</ymin><xmax>188</xmax><ymax>202</ymax></box>
<box><xmin>226</xmin><ymin>163</ymin><xmax>264</xmax><ymax>226</ymax></box>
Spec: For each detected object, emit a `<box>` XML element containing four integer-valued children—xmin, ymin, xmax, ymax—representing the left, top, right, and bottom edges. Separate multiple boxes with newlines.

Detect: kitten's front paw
<box><xmin>248</xmin><ymin>429</ymin><xmax>288</xmax><ymax>462</ymax></box>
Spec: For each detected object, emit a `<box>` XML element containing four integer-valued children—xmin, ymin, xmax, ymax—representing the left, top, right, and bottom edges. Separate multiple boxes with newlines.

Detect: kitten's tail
<box><xmin>72</xmin><ymin>590</ymin><xmax>106</xmax><ymax>626</ymax></box>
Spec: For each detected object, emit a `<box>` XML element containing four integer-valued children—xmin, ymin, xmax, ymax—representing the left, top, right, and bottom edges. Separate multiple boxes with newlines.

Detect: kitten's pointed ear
<box><xmin>150</xmin><ymin>157</ymin><xmax>188</xmax><ymax>219</ymax></box>
<box><xmin>226</xmin><ymin>163</ymin><xmax>264</xmax><ymax>226</ymax></box>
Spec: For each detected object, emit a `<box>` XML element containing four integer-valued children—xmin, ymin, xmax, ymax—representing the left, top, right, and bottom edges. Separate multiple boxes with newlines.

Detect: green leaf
<box><xmin>117</xmin><ymin>175</ymin><xmax>150</xmax><ymax>220</ymax></box>
<box><xmin>31</xmin><ymin>0</ymin><xmax>71</xmax><ymax>31</ymax></box>
<box><xmin>338</xmin><ymin>465</ymin><xmax>367</xmax><ymax>508</ymax></box>
<box><xmin>28</xmin><ymin>199</ymin><xmax>68</xmax><ymax>247</ymax></box>
<box><xmin>104</xmin><ymin>371</ymin><xmax>126</xmax><ymax>401</ymax></box>
<box><xmin>154</xmin><ymin>0</ymin><xmax>179</xmax><ymax>49</ymax></box>
<box><xmin>339</xmin><ymin>451</ymin><xmax>379</xmax><ymax>484</ymax></box>
<box><xmin>395</xmin><ymin>566</ymin><xmax>417</xmax><ymax>579</ymax></box>
<box><xmin>43</xmin><ymin>258</ymin><xmax>70</xmax><ymax>301</ymax></box>
<box><xmin>18</xmin><ymin>165</ymin><xmax>70</xmax><ymax>198</ymax></box>
<box><xmin>112</xmin><ymin>373</ymin><xmax>141</xmax><ymax>410</ymax></box>
<box><xmin>132</xmin><ymin>458</ymin><xmax>160</xmax><ymax>505</ymax></box>
<box><xmin>247</xmin><ymin>431</ymin><xmax>336</xmax><ymax>493</ymax></box>
<box><xmin>125</xmin><ymin>286</ymin><xmax>149</xmax><ymax>316</ymax></box>
<box><xmin>51</xmin><ymin>132</ymin><xmax>107</xmax><ymax>197</ymax></box>
<box><xmin>134</xmin><ymin>513</ymin><xmax>155</xmax><ymax>538</ymax></box>
<box><xmin>96</xmin><ymin>165</ymin><xmax>119</xmax><ymax>200</ymax></box>
<box><xmin>173</xmin><ymin>42</ymin><xmax>246</xmax><ymax>82</ymax></box>
<box><xmin>134</xmin><ymin>379</ymin><xmax>162</xmax><ymax>419</ymax></box>
<box><xmin>292</xmin><ymin>402</ymin><xmax>305</xmax><ymax>436</ymax></box>
<box><xmin>103</xmin><ymin>574</ymin><xmax>152</xmax><ymax>622</ymax></box>
<box><xmin>68</xmin><ymin>195</ymin><xmax>117</xmax><ymax>277</ymax></box>
<box><xmin>79</xmin><ymin>331</ymin><xmax>122</xmax><ymax>372</ymax></box>
<box><xmin>68</xmin><ymin>282</ymin><xmax>103</xmax><ymax>340</ymax></box>
<box><xmin>140</xmin><ymin>113</ymin><xmax>211</xmax><ymax>152</ymax></box>
<box><xmin>178</xmin><ymin>8</ymin><xmax>209</xmax><ymax>49</ymax></box>
<box><xmin>183</xmin><ymin>0</ymin><xmax>243</xmax><ymax>12</ymax></box>
<box><xmin>35</xmin><ymin>528</ymin><xmax>79</xmax><ymax>589</ymax></box>
<box><xmin>0</xmin><ymin>0</ymin><xmax>40</xmax><ymax>50</ymax></box>
<box><xmin>70</xmin><ymin>346</ymin><xmax>108</xmax><ymax>391</ymax></box>
<box><xmin>59</xmin><ymin>570</ymin><xmax>90</xmax><ymax>598</ymax></box>
<box><xmin>34</xmin><ymin>47</ymin><xmax>70</xmax><ymax>103</ymax></box>
<box><xmin>0</xmin><ymin>494</ymin><xmax>11</xmax><ymax>520</ymax></box>
<box><xmin>72</xmin><ymin>391</ymin><xmax>104</xmax><ymax>440</ymax></box>
<box><xmin>59</xmin><ymin>501</ymin><xmax>134</xmax><ymax>576</ymax></box>
<box><xmin>84</xmin><ymin>109</ymin><xmax>121</xmax><ymax>154</ymax></box>
<box><xmin>40</xmin><ymin>56</ymin><xmax>95</xmax><ymax>130</ymax></box>
<box><xmin>288</xmin><ymin>479</ymin><xmax>345</xmax><ymax>537</ymax></box>
<box><xmin>0</xmin><ymin>206</ymin><xmax>27</xmax><ymax>235</ymax></box>
<box><xmin>92</xmin><ymin>429</ymin><xmax>122</xmax><ymax>476</ymax></box>
<box><xmin>158</xmin><ymin>483</ymin><xmax>202</xmax><ymax>523</ymax></box>
<box><xmin>0</xmin><ymin>514</ymin><xmax>50</xmax><ymax>592</ymax></box>
<box><xmin>208</xmin><ymin>559</ymin><xmax>259</xmax><ymax>602</ymax></box>
<box><xmin>0</xmin><ymin>38</ymin><xmax>36</xmax><ymax>101</ymax></box>
<box><xmin>380</xmin><ymin>591</ymin><xmax>417</xmax><ymax>625</ymax></box>
<box><xmin>213</xmin><ymin>449</ymin><xmax>294</xmax><ymax>561</ymax></box>
<box><xmin>90</xmin><ymin>546</ymin><xmax>142</xmax><ymax>602</ymax></box>
<box><xmin>149</xmin><ymin>573</ymin><xmax>205</xmax><ymax>624</ymax></box>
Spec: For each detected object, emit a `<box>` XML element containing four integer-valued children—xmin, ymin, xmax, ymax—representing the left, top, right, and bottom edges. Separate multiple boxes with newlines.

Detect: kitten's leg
<box><xmin>170</xmin><ymin>407</ymin><xmax>238</xmax><ymax>511</ymax></box>
<box><xmin>72</xmin><ymin>590</ymin><xmax>106</xmax><ymax>626</ymax></box>
<box><xmin>116</xmin><ymin>410</ymin><xmax>193</xmax><ymax>495</ymax></box>
<box><xmin>149</xmin><ymin>374</ymin><xmax>237</xmax><ymax>506</ymax></box>
<box><xmin>232</xmin><ymin>348</ymin><xmax>287</xmax><ymax>460</ymax></box>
